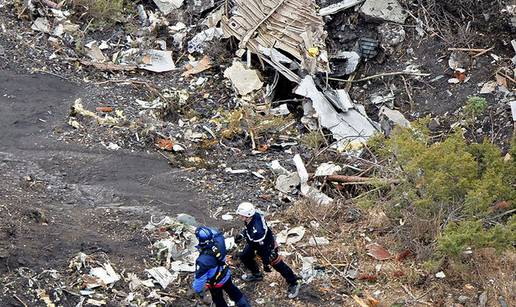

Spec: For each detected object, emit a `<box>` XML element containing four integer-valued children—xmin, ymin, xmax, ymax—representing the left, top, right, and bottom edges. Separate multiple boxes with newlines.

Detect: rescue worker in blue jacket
<box><xmin>235</xmin><ymin>202</ymin><xmax>302</xmax><ymax>299</ymax></box>
<box><xmin>192</xmin><ymin>226</ymin><xmax>251</xmax><ymax>307</ymax></box>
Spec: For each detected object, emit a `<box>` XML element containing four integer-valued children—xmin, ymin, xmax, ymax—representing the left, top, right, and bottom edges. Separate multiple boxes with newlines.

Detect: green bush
<box><xmin>367</xmin><ymin>123</ymin><xmax>516</xmax><ymax>257</ymax></box>
<box><xmin>464</xmin><ymin>96</ymin><xmax>487</xmax><ymax>123</ymax></box>
<box><xmin>438</xmin><ymin>217</ymin><xmax>516</xmax><ymax>256</ymax></box>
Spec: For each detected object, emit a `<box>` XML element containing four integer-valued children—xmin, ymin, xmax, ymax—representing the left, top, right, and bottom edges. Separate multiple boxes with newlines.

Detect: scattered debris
<box><xmin>188</xmin><ymin>28</ymin><xmax>223</xmax><ymax>54</ymax></box>
<box><xmin>319</xmin><ymin>0</ymin><xmax>364</xmax><ymax>16</ymax></box>
<box><xmin>480</xmin><ymin>81</ymin><xmax>497</xmax><ymax>94</ymax></box>
<box><xmin>145</xmin><ymin>267</ymin><xmax>176</xmax><ymax>289</ymax></box>
<box><xmin>331</xmin><ymin>51</ymin><xmax>361</xmax><ymax>76</ymax></box>
<box><xmin>294</xmin><ymin>76</ymin><xmax>379</xmax><ymax>149</ymax></box>
<box><xmin>276</xmin><ymin>226</ymin><xmax>306</xmax><ymax>245</ymax></box>
<box><xmin>31</xmin><ymin>17</ymin><xmax>50</xmax><ymax>33</ymax></box>
<box><xmin>222</xmin><ymin>0</ymin><xmax>329</xmax><ymax>80</ymax></box>
<box><xmin>379</xmin><ymin>106</ymin><xmax>410</xmax><ymax>136</ymax></box>
<box><xmin>360</xmin><ymin>0</ymin><xmax>407</xmax><ymax>24</ymax></box>
<box><xmin>314</xmin><ymin>163</ymin><xmax>342</xmax><ymax>177</ymax></box>
<box><xmin>182</xmin><ymin>55</ymin><xmax>212</xmax><ymax>77</ymax></box>
<box><xmin>293</xmin><ymin>154</ymin><xmax>333</xmax><ymax>205</ymax></box>
<box><xmin>435</xmin><ymin>271</ymin><xmax>446</xmax><ymax>279</ymax></box>
<box><xmin>308</xmin><ymin>236</ymin><xmax>330</xmax><ymax>246</ymax></box>
<box><xmin>366</xmin><ymin>243</ymin><xmax>391</xmax><ymax>260</ymax></box>
<box><xmin>138</xmin><ymin>50</ymin><xmax>176</xmax><ymax>73</ymax></box>
<box><xmin>88</xmin><ymin>263</ymin><xmax>121</xmax><ymax>287</ymax></box>
<box><xmin>275</xmin><ymin>172</ymin><xmax>301</xmax><ymax>194</ymax></box>
<box><xmin>153</xmin><ymin>0</ymin><xmax>184</xmax><ymax>15</ymax></box>
<box><xmin>224</xmin><ymin>60</ymin><xmax>264</xmax><ymax>96</ymax></box>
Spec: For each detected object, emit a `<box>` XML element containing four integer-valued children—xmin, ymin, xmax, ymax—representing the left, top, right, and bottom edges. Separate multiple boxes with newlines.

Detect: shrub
<box><xmin>367</xmin><ymin>123</ymin><xmax>516</xmax><ymax>258</ymax></box>
<box><xmin>438</xmin><ymin>217</ymin><xmax>516</xmax><ymax>257</ymax></box>
<box><xmin>72</xmin><ymin>0</ymin><xmax>127</xmax><ymax>28</ymax></box>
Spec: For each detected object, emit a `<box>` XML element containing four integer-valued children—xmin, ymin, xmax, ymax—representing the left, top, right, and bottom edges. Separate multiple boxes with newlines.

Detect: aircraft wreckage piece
<box><xmin>295</xmin><ymin>76</ymin><xmax>380</xmax><ymax>149</ymax></box>
<box><xmin>222</xmin><ymin>0</ymin><xmax>329</xmax><ymax>80</ymax></box>
<box><xmin>222</xmin><ymin>0</ymin><xmax>380</xmax><ymax>148</ymax></box>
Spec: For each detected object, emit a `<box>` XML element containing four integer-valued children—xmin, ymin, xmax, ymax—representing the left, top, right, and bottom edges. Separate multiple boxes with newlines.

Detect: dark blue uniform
<box><xmin>240</xmin><ymin>212</ymin><xmax>299</xmax><ymax>285</ymax></box>
<box><xmin>193</xmin><ymin>228</ymin><xmax>250</xmax><ymax>307</ymax></box>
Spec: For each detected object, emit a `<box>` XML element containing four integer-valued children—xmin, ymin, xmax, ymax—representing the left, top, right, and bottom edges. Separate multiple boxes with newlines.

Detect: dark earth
<box><xmin>0</xmin><ymin>69</ymin><xmax>216</xmax><ymax>305</ymax></box>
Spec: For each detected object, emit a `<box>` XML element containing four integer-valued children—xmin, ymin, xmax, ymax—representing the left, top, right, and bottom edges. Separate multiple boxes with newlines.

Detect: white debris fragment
<box><xmin>293</xmin><ymin>154</ymin><xmax>333</xmax><ymax>205</ymax></box>
<box><xmin>314</xmin><ymin>163</ymin><xmax>342</xmax><ymax>177</ymax></box>
<box><xmin>435</xmin><ymin>271</ymin><xmax>446</xmax><ymax>279</ymax></box>
<box><xmin>188</xmin><ymin>28</ymin><xmax>223</xmax><ymax>54</ymax></box>
<box><xmin>275</xmin><ymin>172</ymin><xmax>301</xmax><ymax>194</ymax></box>
<box><xmin>145</xmin><ymin>267</ymin><xmax>176</xmax><ymax>289</ymax></box>
<box><xmin>225</xmin><ymin>237</ymin><xmax>236</xmax><ymax>251</ymax></box>
<box><xmin>224</xmin><ymin>60</ymin><xmax>264</xmax><ymax>96</ymax></box>
<box><xmin>379</xmin><ymin>106</ymin><xmax>411</xmax><ymax>128</ymax></box>
<box><xmin>270</xmin><ymin>104</ymin><xmax>290</xmax><ymax>116</ymax></box>
<box><xmin>152</xmin><ymin>0</ymin><xmax>184</xmax><ymax>14</ymax></box>
<box><xmin>89</xmin><ymin>263</ymin><xmax>120</xmax><ymax>287</ymax></box>
<box><xmin>479</xmin><ymin>81</ymin><xmax>497</xmax><ymax>94</ymax></box>
<box><xmin>510</xmin><ymin>101</ymin><xmax>516</xmax><ymax>121</ymax></box>
<box><xmin>294</xmin><ymin>76</ymin><xmax>378</xmax><ymax>149</ymax></box>
<box><xmin>221</xmin><ymin>214</ymin><xmax>234</xmax><ymax>220</ymax></box>
<box><xmin>105</xmin><ymin>142</ymin><xmax>121</xmax><ymax>151</ymax></box>
<box><xmin>270</xmin><ymin>160</ymin><xmax>289</xmax><ymax>176</ymax></box>
<box><xmin>325</xmin><ymin>89</ymin><xmax>354</xmax><ymax>112</ymax></box>
<box><xmin>225</xmin><ymin>167</ymin><xmax>249</xmax><ymax>174</ymax></box>
<box><xmin>52</xmin><ymin>24</ymin><xmax>64</xmax><ymax>37</ymax></box>
<box><xmin>333</xmin><ymin>51</ymin><xmax>360</xmax><ymax>75</ymax></box>
<box><xmin>319</xmin><ymin>0</ymin><xmax>364</xmax><ymax>16</ymax></box>
<box><xmin>252</xmin><ymin>171</ymin><xmax>265</xmax><ymax>179</ymax></box>
<box><xmin>169</xmin><ymin>22</ymin><xmax>187</xmax><ymax>33</ymax></box>
<box><xmin>370</xmin><ymin>92</ymin><xmax>395</xmax><ymax>105</ymax></box>
<box><xmin>360</xmin><ymin>0</ymin><xmax>407</xmax><ymax>24</ymax></box>
<box><xmin>170</xmin><ymin>260</ymin><xmax>195</xmax><ymax>272</ymax></box>
<box><xmin>258</xmin><ymin>47</ymin><xmax>293</xmax><ymax>64</ymax></box>
<box><xmin>300</xmin><ymin>256</ymin><xmax>317</xmax><ymax>283</ymax></box>
<box><xmin>276</xmin><ymin>226</ymin><xmax>306</xmax><ymax>245</ymax></box>
<box><xmin>309</xmin><ymin>236</ymin><xmax>330</xmax><ymax>246</ymax></box>
<box><xmin>139</xmin><ymin>50</ymin><xmax>175</xmax><ymax>73</ymax></box>
<box><xmin>32</xmin><ymin>17</ymin><xmax>50</xmax><ymax>33</ymax></box>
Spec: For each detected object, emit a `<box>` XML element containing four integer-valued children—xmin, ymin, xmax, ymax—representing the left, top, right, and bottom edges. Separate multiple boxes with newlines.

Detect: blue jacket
<box><xmin>192</xmin><ymin>229</ymin><xmax>230</xmax><ymax>293</ymax></box>
<box><xmin>244</xmin><ymin>212</ymin><xmax>274</xmax><ymax>251</ymax></box>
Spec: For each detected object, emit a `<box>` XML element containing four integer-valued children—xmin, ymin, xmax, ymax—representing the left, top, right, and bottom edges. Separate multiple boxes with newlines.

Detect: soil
<box><xmin>0</xmin><ymin>69</ymin><xmax>216</xmax><ymax>305</ymax></box>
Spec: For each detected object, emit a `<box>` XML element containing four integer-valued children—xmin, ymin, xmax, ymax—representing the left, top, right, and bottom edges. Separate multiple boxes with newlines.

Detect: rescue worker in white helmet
<box><xmin>235</xmin><ymin>202</ymin><xmax>302</xmax><ymax>299</ymax></box>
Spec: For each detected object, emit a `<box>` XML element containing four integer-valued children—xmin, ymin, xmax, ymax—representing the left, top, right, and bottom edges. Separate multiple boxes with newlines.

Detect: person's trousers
<box><xmin>209</xmin><ymin>277</ymin><xmax>250</xmax><ymax>307</ymax></box>
<box><xmin>240</xmin><ymin>244</ymin><xmax>298</xmax><ymax>285</ymax></box>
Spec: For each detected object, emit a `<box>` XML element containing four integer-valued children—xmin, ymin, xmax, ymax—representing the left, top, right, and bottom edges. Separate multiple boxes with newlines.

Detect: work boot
<box><xmin>241</xmin><ymin>272</ymin><xmax>263</xmax><ymax>282</ymax></box>
<box><xmin>287</xmin><ymin>279</ymin><xmax>302</xmax><ymax>299</ymax></box>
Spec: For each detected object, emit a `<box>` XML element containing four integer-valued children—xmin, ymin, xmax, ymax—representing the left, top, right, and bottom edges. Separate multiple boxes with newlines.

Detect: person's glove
<box><xmin>234</xmin><ymin>229</ymin><xmax>247</xmax><ymax>244</ymax></box>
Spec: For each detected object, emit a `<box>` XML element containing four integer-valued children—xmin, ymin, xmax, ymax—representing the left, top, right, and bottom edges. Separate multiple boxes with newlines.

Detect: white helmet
<box><xmin>236</xmin><ymin>202</ymin><xmax>256</xmax><ymax>217</ymax></box>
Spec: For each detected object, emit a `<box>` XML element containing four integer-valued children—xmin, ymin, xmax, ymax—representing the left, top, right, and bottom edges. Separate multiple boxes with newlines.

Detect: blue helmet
<box><xmin>195</xmin><ymin>226</ymin><xmax>214</xmax><ymax>246</ymax></box>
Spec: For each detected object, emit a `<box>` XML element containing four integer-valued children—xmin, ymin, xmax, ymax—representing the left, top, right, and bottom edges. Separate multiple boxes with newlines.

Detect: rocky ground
<box><xmin>0</xmin><ymin>0</ymin><xmax>515</xmax><ymax>306</ymax></box>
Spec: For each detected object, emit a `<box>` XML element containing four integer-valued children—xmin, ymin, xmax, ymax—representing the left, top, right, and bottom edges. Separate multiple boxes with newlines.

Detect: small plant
<box><xmin>300</xmin><ymin>130</ymin><xmax>326</xmax><ymax>149</ymax></box>
<box><xmin>73</xmin><ymin>0</ymin><xmax>127</xmax><ymax>28</ymax></box>
<box><xmin>464</xmin><ymin>96</ymin><xmax>487</xmax><ymax>124</ymax></box>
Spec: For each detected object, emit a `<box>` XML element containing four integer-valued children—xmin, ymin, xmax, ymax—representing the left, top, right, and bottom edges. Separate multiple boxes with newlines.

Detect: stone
<box><xmin>360</xmin><ymin>0</ymin><xmax>407</xmax><ymax>24</ymax></box>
